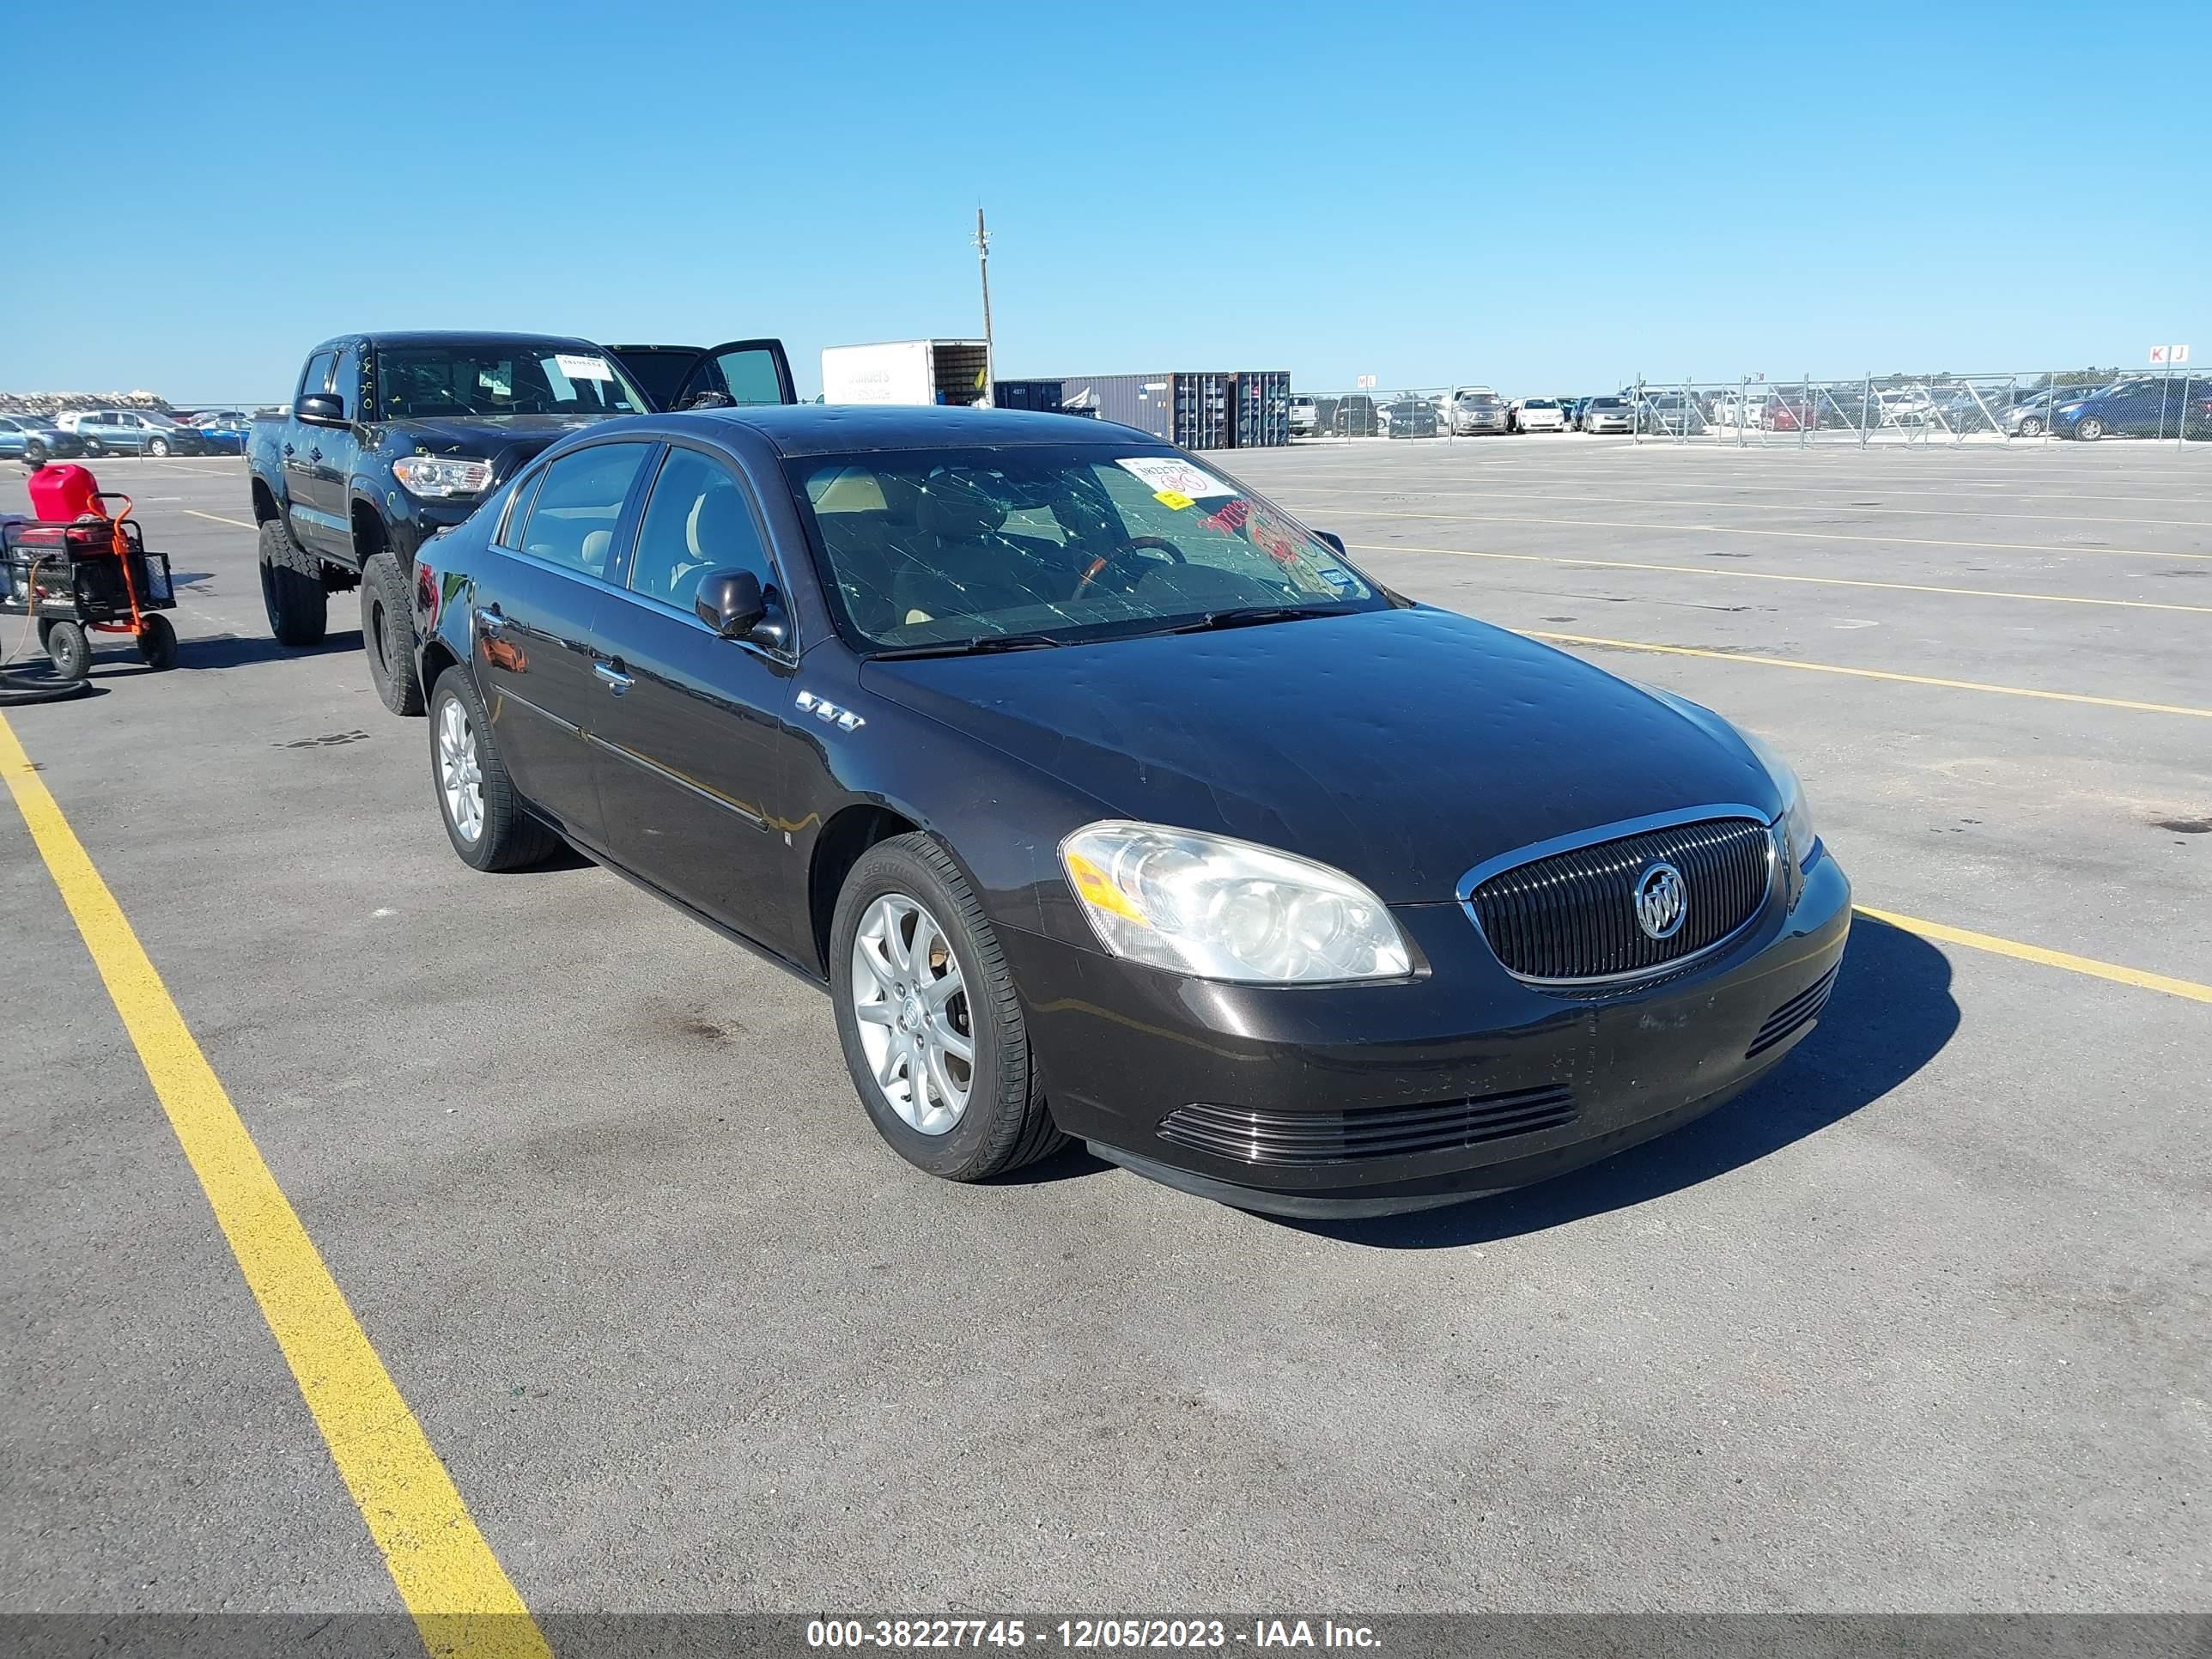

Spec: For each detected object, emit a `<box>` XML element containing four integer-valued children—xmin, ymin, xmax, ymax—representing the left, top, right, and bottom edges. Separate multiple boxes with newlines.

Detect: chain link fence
<box><xmin>1291</xmin><ymin>371</ymin><xmax>2209</xmax><ymax>447</ymax></box>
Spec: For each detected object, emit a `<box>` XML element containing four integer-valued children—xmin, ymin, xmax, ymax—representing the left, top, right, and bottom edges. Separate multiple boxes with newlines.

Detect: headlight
<box><xmin>392</xmin><ymin>455</ymin><xmax>493</xmax><ymax>498</ymax></box>
<box><xmin>1739</xmin><ymin>729</ymin><xmax>1816</xmax><ymax>868</ymax></box>
<box><xmin>1059</xmin><ymin>820</ymin><xmax>1412</xmax><ymax>984</ymax></box>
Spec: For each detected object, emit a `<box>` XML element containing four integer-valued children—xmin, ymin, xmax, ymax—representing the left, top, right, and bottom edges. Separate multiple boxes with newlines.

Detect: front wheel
<box><xmin>45</xmin><ymin>619</ymin><xmax>91</xmax><ymax>682</ymax></box>
<box><xmin>24</xmin><ymin>441</ymin><xmax>46</xmax><ymax>465</ymax></box>
<box><xmin>146</xmin><ymin>436</ymin><xmax>170</xmax><ymax>458</ymax></box>
<box><xmin>360</xmin><ymin>550</ymin><xmax>424</xmax><ymax>715</ymax></box>
<box><xmin>830</xmin><ymin>835</ymin><xmax>1065</xmax><ymax>1182</ymax></box>
<box><xmin>428</xmin><ymin>670</ymin><xmax>558</xmax><ymax>872</ymax></box>
<box><xmin>2073</xmin><ymin>416</ymin><xmax>2104</xmax><ymax>441</ymax></box>
<box><xmin>135</xmin><ymin>612</ymin><xmax>179</xmax><ymax>670</ymax></box>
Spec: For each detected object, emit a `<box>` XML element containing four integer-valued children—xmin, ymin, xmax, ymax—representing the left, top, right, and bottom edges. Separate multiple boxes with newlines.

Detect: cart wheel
<box><xmin>136</xmin><ymin>613</ymin><xmax>179</xmax><ymax>671</ymax></box>
<box><xmin>45</xmin><ymin>619</ymin><xmax>92</xmax><ymax>683</ymax></box>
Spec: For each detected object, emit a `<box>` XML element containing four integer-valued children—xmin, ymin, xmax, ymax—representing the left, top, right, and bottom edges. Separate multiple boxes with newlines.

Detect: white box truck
<box><xmin>821</xmin><ymin>339</ymin><xmax>992</xmax><ymax>407</ymax></box>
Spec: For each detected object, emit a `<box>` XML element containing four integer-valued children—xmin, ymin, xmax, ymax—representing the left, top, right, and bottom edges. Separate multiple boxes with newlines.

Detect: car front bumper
<box><xmin>1584</xmin><ymin>416</ymin><xmax>1632</xmax><ymax>432</ymax></box>
<box><xmin>1003</xmin><ymin>846</ymin><xmax>1851</xmax><ymax>1216</ymax></box>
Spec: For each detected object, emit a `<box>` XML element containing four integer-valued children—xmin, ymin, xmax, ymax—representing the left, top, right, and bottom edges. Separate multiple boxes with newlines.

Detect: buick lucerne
<box><xmin>411</xmin><ymin>407</ymin><xmax>1850</xmax><ymax>1217</ymax></box>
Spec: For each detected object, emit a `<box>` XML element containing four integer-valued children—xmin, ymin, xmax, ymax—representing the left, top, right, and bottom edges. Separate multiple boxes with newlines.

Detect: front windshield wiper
<box><xmin>866</xmin><ymin>632</ymin><xmax>1068</xmax><ymax>660</ymax></box>
<box><xmin>1159</xmin><ymin>605</ymin><xmax>1350</xmax><ymax>635</ymax></box>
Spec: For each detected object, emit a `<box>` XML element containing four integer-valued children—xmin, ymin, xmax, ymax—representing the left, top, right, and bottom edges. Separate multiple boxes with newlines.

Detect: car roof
<box><xmin>689</xmin><ymin>404</ymin><xmax>1159</xmax><ymax>457</ymax></box>
<box><xmin>317</xmin><ymin>330</ymin><xmax>604</xmax><ymax>352</ymax></box>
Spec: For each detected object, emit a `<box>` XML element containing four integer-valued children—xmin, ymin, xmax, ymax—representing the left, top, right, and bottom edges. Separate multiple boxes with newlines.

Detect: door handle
<box><xmin>593</xmin><ymin>661</ymin><xmax>633</xmax><ymax>695</ymax></box>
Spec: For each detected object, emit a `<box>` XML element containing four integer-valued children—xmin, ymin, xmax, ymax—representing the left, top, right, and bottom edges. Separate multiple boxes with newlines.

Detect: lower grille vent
<box><xmin>1747</xmin><ymin>963</ymin><xmax>1841</xmax><ymax>1058</ymax></box>
<box><xmin>1158</xmin><ymin>1085</ymin><xmax>1577</xmax><ymax>1167</ymax></box>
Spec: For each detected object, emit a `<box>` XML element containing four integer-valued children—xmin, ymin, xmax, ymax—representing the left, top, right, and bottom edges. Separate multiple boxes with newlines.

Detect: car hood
<box><xmin>860</xmin><ymin>606</ymin><xmax>1778</xmax><ymax>903</ymax></box>
<box><xmin>385</xmin><ymin>412</ymin><xmax>617</xmax><ymax>454</ymax></box>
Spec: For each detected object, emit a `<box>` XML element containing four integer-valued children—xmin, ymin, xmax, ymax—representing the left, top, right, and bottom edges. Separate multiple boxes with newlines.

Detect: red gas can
<box><xmin>27</xmin><ymin>463</ymin><xmax>106</xmax><ymax>522</ymax></box>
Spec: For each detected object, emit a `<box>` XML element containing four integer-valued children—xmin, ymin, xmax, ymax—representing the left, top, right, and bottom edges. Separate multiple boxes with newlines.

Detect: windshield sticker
<box><xmin>1319</xmin><ymin>566</ymin><xmax>1358</xmax><ymax>592</ymax></box>
<box><xmin>1200</xmin><ymin>498</ymin><xmax>1250</xmax><ymax>534</ymax></box>
<box><xmin>1117</xmin><ymin>457</ymin><xmax>1234</xmax><ymax>500</ymax></box>
<box><xmin>554</xmin><ymin>353</ymin><xmax>615</xmax><ymax>381</ymax></box>
<box><xmin>1153</xmin><ymin>489</ymin><xmax>1195</xmax><ymax>511</ymax></box>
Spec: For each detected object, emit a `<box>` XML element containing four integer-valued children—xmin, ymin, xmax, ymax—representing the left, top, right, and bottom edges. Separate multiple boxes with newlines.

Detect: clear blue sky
<box><xmin>4</xmin><ymin>2</ymin><xmax>2203</xmax><ymax>399</ymax></box>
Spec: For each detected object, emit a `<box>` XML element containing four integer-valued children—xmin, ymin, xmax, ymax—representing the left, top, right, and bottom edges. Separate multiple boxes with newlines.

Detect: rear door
<box><xmin>605</xmin><ymin>340</ymin><xmax>796</xmax><ymax>412</ymax></box>
<box><xmin>584</xmin><ymin>441</ymin><xmax>804</xmax><ymax>956</ymax></box>
<box><xmin>472</xmin><ymin>438</ymin><xmax>658</xmax><ymax>849</ymax></box>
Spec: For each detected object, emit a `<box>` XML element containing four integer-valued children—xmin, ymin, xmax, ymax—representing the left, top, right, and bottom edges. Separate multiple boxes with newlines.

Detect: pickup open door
<box><xmin>605</xmin><ymin>340</ymin><xmax>797</xmax><ymax>412</ymax></box>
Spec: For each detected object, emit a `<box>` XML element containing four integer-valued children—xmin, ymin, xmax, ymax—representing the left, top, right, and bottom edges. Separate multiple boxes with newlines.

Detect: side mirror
<box><xmin>295</xmin><ymin>392</ymin><xmax>347</xmax><ymax>427</ymax></box>
<box><xmin>694</xmin><ymin>568</ymin><xmax>769</xmax><ymax>639</ymax></box>
<box><xmin>1317</xmin><ymin>531</ymin><xmax>1346</xmax><ymax>558</ymax></box>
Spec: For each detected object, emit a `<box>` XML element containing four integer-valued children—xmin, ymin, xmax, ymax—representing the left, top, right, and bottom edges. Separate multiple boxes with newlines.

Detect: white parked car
<box><xmin>1289</xmin><ymin>394</ymin><xmax>1318</xmax><ymax>437</ymax></box>
<box><xmin>1510</xmin><ymin>398</ymin><xmax>1567</xmax><ymax>434</ymax></box>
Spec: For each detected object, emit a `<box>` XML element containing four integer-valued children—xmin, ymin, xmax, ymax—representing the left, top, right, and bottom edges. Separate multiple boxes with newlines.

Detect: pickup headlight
<box><xmin>392</xmin><ymin>455</ymin><xmax>493</xmax><ymax>498</ymax></box>
<box><xmin>1059</xmin><ymin>820</ymin><xmax>1412</xmax><ymax>984</ymax></box>
<box><xmin>1739</xmin><ymin>729</ymin><xmax>1817</xmax><ymax>868</ymax></box>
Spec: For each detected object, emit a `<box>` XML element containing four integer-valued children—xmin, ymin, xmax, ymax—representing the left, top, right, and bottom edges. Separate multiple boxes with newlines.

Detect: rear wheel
<box><xmin>830</xmin><ymin>835</ymin><xmax>1065</xmax><ymax>1182</ymax></box>
<box><xmin>82</xmin><ymin>439</ymin><xmax>105</xmax><ymax>458</ymax></box>
<box><xmin>360</xmin><ymin>550</ymin><xmax>425</xmax><ymax>715</ymax></box>
<box><xmin>258</xmin><ymin>518</ymin><xmax>329</xmax><ymax>647</ymax></box>
<box><xmin>24</xmin><ymin>441</ymin><xmax>46</xmax><ymax>465</ymax></box>
<box><xmin>2073</xmin><ymin>416</ymin><xmax>2104</xmax><ymax>441</ymax></box>
<box><xmin>2017</xmin><ymin>416</ymin><xmax>2044</xmax><ymax>438</ymax></box>
<box><xmin>428</xmin><ymin>669</ymin><xmax>558</xmax><ymax>872</ymax></box>
<box><xmin>135</xmin><ymin>612</ymin><xmax>179</xmax><ymax>671</ymax></box>
<box><xmin>44</xmin><ymin>619</ymin><xmax>91</xmax><ymax>682</ymax></box>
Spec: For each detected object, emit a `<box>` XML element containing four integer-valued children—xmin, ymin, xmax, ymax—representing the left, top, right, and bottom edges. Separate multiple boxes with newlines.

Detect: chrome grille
<box><xmin>1465</xmin><ymin>813</ymin><xmax>1775</xmax><ymax>986</ymax></box>
<box><xmin>1158</xmin><ymin>1086</ymin><xmax>1577</xmax><ymax>1167</ymax></box>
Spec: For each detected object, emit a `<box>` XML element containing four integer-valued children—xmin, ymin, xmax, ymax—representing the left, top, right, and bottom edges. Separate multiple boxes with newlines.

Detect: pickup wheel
<box><xmin>360</xmin><ymin>550</ymin><xmax>425</xmax><ymax>716</ymax></box>
<box><xmin>258</xmin><ymin>519</ymin><xmax>329</xmax><ymax>647</ymax></box>
<box><xmin>428</xmin><ymin>668</ymin><xmax>559</xmax><ymax>872</ymax></box>
<box><xmin>830</xmin><ymin>834</ymin><xmax>1066</xmax><ymax>1183</ymax></box>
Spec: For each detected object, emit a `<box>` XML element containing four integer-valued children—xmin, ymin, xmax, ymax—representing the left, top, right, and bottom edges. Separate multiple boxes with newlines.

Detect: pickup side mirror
<box><xmin>694</xmin><ymin>568</ymin><xmax>775</xmax><ymax>641</ymax></box>
<box><xmin>1317</xmin><ymin>531</ymin><xmax>1347</xmax><ymax>558</ymax></box>
<box><xmin>295</xmin><ymin>392</ymin><xmax>347</xmax><ymax>427</ymax></box>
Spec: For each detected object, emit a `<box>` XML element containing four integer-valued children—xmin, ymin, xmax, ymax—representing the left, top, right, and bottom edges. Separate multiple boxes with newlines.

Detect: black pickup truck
<box><xmin>248</xmin><ymin>331</ymin><xmax>793</xmax><ymax>714</ymax></box>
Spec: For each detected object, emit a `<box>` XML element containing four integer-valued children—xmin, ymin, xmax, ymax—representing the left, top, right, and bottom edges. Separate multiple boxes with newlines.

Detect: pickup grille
<box><xmin>1466</xmin><ymin>815</ymin><xmax>1774</xmax><ymax>987</ymax></box>
<box><xmin>1157</xmin><ymin>1086</ymin><xmax>1577</xmax><ymax>1167</ymax></box>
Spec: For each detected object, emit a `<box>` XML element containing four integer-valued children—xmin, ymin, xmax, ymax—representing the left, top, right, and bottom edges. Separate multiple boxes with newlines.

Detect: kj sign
<box><xmin>2148</xmin><ymin>344</ymin><xmax>2191</xmax><ymax>365</ymax></box>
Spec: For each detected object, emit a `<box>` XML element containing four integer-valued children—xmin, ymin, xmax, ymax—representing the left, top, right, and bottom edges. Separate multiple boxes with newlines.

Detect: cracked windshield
<box><xmin>791</xmin><ymin>446</ymin><xmax>1382</xmax><ymax>650</ymax></box>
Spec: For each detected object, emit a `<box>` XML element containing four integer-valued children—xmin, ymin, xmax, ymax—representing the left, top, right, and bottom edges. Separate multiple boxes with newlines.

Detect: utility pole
<box><xmin>974</xmin><ymin>206</ymin><xmax>994</xmax><ymax>406</ymax></box>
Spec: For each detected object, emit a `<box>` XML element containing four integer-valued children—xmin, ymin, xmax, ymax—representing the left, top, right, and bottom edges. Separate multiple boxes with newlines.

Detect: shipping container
<box><xmin>991</xmin><ymin>379</ymin><xmax>1065</xmax><ymax>412</ymax></box>
<box><xmin>822</xmin><ymin>340</ymin><xmax>991</xmax><ymax>406</ymax></box>
<box><xmin>1047</xmin><ymin>369</ymin><xmax>1291</xmax><ymax>450</ymax></box>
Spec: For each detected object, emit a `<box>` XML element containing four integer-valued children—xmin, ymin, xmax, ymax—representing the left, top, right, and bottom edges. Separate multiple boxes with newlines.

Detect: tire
<box><xmin>146</xmin><ymin>436</ymin><xmax>170</xmax><ymax>458</ymax></box>
<box><xmin>830</xmin><ymin>834</ymin><xmax>1066</xmax><ymax>1183</ymax></box>
<box><xmin>45</xmin><ymin>619</ymin><xmax>91</xmax><ymax>682</ymax></box>
<box><xmin>360</xmin><ymin>550</ymin><xmax>425</xmax><ymax>715</ymax></box>
<box><xmin>135</xmin><ymin>612</ymin><xmax>178</xmax><ymax>671</ymax></box>
<box><xmin>24</xmin><ymin>441</ymin><xmax>46</xmax><ymax>465</ymax></box>
<box><xmin>2073</xmin><ymin>416</ymin><xmax>2103</xmax><ymax>442</ymax></box>
<box><xmin>82</xmin><ymin>439</ymin><xmax>105</xmax><ymax>458</ymax></box>
<box><xmin>2017</xmin><ymin>416</ymin><xmax>2044</xmax><ymax>438</ymax></box>
<box><xmin>428</xmin><ymin>668</ymin><xmax>558</xmax><ymax>872</ymax></box>
<box><xmin>258</xmin><ymin>518</ymin><xmax>328</xmax><ymax>647</ymax></box>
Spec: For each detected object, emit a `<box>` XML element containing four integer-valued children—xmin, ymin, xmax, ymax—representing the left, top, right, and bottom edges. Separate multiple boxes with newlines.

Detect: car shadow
<box><xmin>177</xmin><ymin>629</ymin><xmax>363</xmax><ymax>671</ymax></box>
<box><xmin>1268</xmin><ymin>914</ymin><xmax>1958</xmax><ymax>1249</ymax></box>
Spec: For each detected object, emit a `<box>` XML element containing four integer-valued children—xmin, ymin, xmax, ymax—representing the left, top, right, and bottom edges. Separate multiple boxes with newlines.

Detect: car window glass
<box><xmin>496</xmin><ymin>470</ymin><xmax>544</xmax><ymax>549</ymax></box>
<box><xmin>704</xmin><ymin>348</ymin><xmax>787</xmax><ymax>408</ymax></box>
<box><xmin>332</xmin><ymin>341</ymin><xmax>363</xmax><ymax>419</ymax></box>
<box><xmin>299</xmin><ymin>352</ymin><xmax>336</xmax><ymax>401</ymax></box>
<box><xmin>629</xmin><ymin>447</ymin><xmax>772</xmax><ymax>612</ymax></box>
<box><xmin>519</xmin><ymin>442</ymin><xmax>651</xmax><ymax>578</ymax></box>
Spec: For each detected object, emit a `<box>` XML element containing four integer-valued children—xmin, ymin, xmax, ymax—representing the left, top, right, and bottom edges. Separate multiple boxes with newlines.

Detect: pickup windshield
<box><xmin>788</xmin><ymin>444</ymin><xmax>1385</xmax><ymax>651</ymax></box>
<box><xmin>373</xmin><ymin>341</ymin><xmax>651</xmax><ymax>420</ymax></box>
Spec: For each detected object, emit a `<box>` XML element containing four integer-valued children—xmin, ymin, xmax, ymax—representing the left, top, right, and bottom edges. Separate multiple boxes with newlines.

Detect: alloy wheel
<box><xmin>437</xmin><ymin>696</ymin><xmax>484</xmax><ymax>843</ymax></box>
<box><xmin>849</xmin><ymin>890</ymin><xmax>974</xmax><ymax>1136</ymax></box>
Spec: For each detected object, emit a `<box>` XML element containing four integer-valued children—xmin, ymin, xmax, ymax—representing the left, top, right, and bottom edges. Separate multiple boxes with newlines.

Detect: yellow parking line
<box><xmin>1856</xmin><ymin>906</ymin><xmax>2212</xmax><ymax>1005</ymax></box>
<box><xmin>184</xmin><ymin>508</ymin><xmax>258</xmax><ymax>531</ymax></box>
<box><xmin>1386</xmin><ymin>544</ymin><xmax>2212</xmax><ymax>616</ymax></box>
<box><xmin>1522</xmin><ymin>630</ymin><xmax>2212</xmax><ymax>720</ymax></box>
<box><xmin>0</xmin><ymin>714</ymin><xmax>549</xmax><ymax>1659</ymax></box>
<box><xmin>1310</xmin><ymin>506</ymin><xmax>2212</xmax><ymax>563</ymax></box>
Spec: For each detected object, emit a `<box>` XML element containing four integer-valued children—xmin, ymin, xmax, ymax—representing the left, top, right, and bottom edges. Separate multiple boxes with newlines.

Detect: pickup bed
<box><xmin>249</xmin><ymin>331</ymin><xmax>793</xmax><ymax>714</ymax></box>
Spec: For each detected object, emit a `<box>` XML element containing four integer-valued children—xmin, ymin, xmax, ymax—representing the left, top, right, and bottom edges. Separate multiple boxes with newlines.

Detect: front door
<box><xmin>586</xmin><ymin>442</ymin><xmax>803</xmax><ymax>957</ymax></box>
<box><xmin>474</xmin><ymin>438</ymin><xmax>657</xmax><ymax>848</ymax></box>
<box><xmin>605</xmin><ymin>340</ymin><xmax>796</xmax><ymax>411</ymax></box>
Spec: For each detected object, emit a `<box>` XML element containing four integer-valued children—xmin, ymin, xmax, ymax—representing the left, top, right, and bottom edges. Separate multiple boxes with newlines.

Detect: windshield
<box><xmin>1589</xmin><ymin>398</ymin><xmax>1626</xmax><ymax>409</ymax></box>
<box><xmin>143</xmin><ymin>411</ymin><xmax>183</xmax><ymax>429</ymax></box>
<box><xmin>1457</xmin><ymin>392</ymin><xmax>1499</xmax><ymax>406</ymax></box>
<box><xmin>787</xmin><ymin>445</ymin><xmax>1385</xmax><ymax>651</ymax></box>
<box><xmin>373</xmin><ymin>342</ymin><xmax>650</xmax><ymax>420</ymax></box>
<box><xmin>1522</xmin><ymin>399</ymin><xmax>1558</xmax><ymax>409</ymax></box>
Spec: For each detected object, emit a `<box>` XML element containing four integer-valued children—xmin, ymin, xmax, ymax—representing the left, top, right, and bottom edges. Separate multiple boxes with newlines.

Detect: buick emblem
<box><xmin>1632</xmin><ymin>861</ymin><xmax>1687</xmax><ymax>940</ymax></box>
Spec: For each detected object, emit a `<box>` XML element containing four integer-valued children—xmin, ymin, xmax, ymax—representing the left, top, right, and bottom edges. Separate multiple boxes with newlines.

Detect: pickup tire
<box><xmin>259</xmin><ymin>519</ymin><xmax>329</xmax><ymax>647</ymax></box>
<box><xmin>360</xmin><ymin>551</ymin><xmax>425</xmax><ymax>716</ymax></box>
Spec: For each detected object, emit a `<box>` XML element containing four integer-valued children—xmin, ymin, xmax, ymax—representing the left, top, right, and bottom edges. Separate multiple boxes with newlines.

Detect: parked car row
<box><xmin>1</xmin><ymin>407</ymin><xmax>255</xmax><ymax>459</ymax></box>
